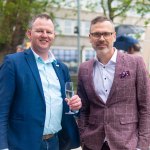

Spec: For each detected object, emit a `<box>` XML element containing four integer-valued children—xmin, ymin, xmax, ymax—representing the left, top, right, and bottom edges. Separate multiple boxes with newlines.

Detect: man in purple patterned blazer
<box><xmin>77</xmin><ymin>16</ymin><xmax>150</xmax><ymax>150</ymax></box>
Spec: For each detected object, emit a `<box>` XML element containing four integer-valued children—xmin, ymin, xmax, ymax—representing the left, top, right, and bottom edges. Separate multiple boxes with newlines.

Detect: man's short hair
<box><xmin>90</xmin><ymin>16</ymin><xmax>114</xmax><ymax>31</ymax></box>
<box><xmin>28</xmin><ymin>13</ymin><xmax>51</xmax><ymax>29</ymax></box>
<box><xmin>91</xmin><ymin>16</ymin><xmax>113</xmax><ymax>25</ymax></box>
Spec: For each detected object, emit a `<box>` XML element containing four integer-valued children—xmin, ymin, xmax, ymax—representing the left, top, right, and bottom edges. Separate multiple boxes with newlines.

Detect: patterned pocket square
<box><xmin>119</xmin><ymin>71</ymin><xmax>130</xmax><ymax>78</ymax></box>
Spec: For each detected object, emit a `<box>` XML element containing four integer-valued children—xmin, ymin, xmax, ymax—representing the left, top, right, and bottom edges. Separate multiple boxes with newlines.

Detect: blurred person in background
<box><xmin>114</xmin><ymin>35</ymin><xmax>142</xmax><ymax>56</ymax></box>
<box><xmin>16</xmin><ymin>45</ymin><xmax>24</xmax><ymax>52</ymax></box>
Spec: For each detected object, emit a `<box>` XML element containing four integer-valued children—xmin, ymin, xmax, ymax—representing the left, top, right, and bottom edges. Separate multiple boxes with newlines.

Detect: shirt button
<box><xmin>105</xmin><ymin>90</ymin><xmax>107</xmax><ymax>92</ymax></box>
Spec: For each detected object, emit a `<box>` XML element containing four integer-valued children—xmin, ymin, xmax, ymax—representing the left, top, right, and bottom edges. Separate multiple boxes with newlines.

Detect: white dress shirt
<box><xmin>93</xmin><ymin>49</ymin><xmax>117</xmax><ymax>103</ymax></box>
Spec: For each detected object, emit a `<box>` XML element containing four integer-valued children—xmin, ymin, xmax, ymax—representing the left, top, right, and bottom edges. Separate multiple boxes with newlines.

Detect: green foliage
<box><xmin>135</xmin><ymin>0</ymin><xmax>150</xmax><ymax>17</ymax></box>
<box><xmin>83</xmin><ymin>0</ymin><xmax>150</xmax><ymax>23</ymax></box>
<box><xmin>0</xmin><ymin>0</ymin><xmax>149</xmax><ymax>59</ymax></box>
<box><xmin>0</xmin><ymin>1</ymin><xmax>29</xmax><ymax>40</ymax></box>
<box><xmin>96</xmin><ymin>0</ymin><xmax>132</xmax><ymax>20</ymax></box>
<box><xmin>0</xmin><ymin>0</ymin><xmax>64</xmax><ymax>56</ymax></box>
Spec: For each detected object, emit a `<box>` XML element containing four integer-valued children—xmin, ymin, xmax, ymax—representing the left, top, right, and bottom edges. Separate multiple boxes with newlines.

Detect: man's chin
<box><xmin>96</xmin><ymin>47</ymin><xmax>109</xmax><ymax>53</ymax></box>
<box><xmin>96</xmin><ymin>46</ymin><xmax>106</xmax><ymax>50</ymax></box>
<box><xmin>99</xmin><ymin>45</ymin><xmax>107</xmax><ymax>48</ymax></box>
<box><xmin>39</xmin><ymin>46</ymin><xmax>50</xmax><ymax>51</ymax></box>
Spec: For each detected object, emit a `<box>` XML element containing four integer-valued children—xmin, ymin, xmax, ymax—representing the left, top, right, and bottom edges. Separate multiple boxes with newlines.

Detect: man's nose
<box><xmin>41</xmin><ymin>31</ymin><xmax>48</xmax><ymax>36</ymax></box>
<box><xmin>98</xmin><ymin>35</ymin><xmax>105</xmax><ymax>40</ymax></box>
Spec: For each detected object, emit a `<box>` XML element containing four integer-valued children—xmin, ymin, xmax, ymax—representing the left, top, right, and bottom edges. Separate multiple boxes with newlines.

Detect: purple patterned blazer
<box><xmin>77</xmin><ymin>51</ymin><xmax>150</xmax><ymax>150</ymax></box>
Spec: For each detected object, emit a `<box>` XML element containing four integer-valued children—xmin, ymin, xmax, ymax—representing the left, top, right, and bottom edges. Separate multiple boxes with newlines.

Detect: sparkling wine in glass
<box><xmin>65</xmin><ymin>82</ymin><xmax>75</xmax><ymax>114</ymax></box>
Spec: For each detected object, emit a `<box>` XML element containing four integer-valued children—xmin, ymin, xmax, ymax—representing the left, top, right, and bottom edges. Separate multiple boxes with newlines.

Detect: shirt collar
<box><xmin>31</xmin><ymin>48</ymin><xmax>56</xmax><ymax>64</ymax></box>
<box><xmin>95</xmin><ymin>48</ymin><xmax>117</xmax><ymax>65</ymax></box>
<box><xmin>110</xmin><ymin>48</ymin><xmax>117</xmax><ymax>64</ymax></box>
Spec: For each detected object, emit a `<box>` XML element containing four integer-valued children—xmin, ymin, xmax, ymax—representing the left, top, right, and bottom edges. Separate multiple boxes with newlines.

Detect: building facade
<box><xmin>50</xmin><ymin>7</ymin><xmax>150</xmax><ymax>74</ymax></box>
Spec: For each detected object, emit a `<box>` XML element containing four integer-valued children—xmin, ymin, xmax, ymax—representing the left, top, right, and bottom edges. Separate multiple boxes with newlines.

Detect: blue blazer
<box><xmin>0</xmin><ymin>49</ymin><xmax>80</xmax><ymax>150</ymax></box>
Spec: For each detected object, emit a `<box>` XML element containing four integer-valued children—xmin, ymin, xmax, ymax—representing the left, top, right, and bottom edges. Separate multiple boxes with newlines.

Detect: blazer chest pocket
<box><xmin>117</xmin><ymin>77</ymin><xmax>135</xmax><ymax>89</ymax></box>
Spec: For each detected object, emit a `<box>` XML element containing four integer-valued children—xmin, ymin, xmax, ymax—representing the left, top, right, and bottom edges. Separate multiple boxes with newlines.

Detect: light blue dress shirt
<box><xmin>32</xmin><ymin>50</ymin><xmax>63</xmax><ymax>135</ymax></box>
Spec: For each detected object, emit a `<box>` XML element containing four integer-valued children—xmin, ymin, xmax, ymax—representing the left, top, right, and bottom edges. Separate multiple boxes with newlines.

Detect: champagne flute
<box><xmin>65</xmin><ymin>82</ymin><xmax>75</xmax><ymax>114</ymax></box>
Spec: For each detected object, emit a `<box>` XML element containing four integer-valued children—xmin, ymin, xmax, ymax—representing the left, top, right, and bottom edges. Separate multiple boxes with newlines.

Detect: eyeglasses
<box><xmin>90</xmin><ymin>32</ymin><xmax>113</xmax><ymax>39</ymax></box>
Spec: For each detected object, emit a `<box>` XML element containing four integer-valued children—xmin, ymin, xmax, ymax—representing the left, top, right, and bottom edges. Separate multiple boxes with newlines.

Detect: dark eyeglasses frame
<box><xmin>90</xmin><ymin>32</ymin><xmax>114</xmax><ymax>39</ymax></box>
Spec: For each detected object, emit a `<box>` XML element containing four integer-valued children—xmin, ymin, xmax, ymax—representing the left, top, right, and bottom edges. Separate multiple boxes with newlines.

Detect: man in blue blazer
<box><xmin>0</xmin><ymin>14</ymin><xmax>81</xmax><ymax>150</ymax></box>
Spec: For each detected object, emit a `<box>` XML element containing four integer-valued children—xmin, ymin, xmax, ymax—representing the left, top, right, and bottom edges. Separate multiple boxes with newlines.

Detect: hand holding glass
<box><xmin>65</xmin><ymin>82</ymin><xmax>75</xmax><ymax>114</ymax></box>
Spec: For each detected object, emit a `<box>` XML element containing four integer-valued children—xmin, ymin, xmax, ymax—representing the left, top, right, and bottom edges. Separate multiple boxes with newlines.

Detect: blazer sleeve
<box><xmin>0</xmin><ymin>56</ymin><xmax>15</xmax><ymax>149</ymax></box>
<box><xmin>136</xmin><ymin>56</ymin><xmax>150</xmax><ymax>149</ymax></box>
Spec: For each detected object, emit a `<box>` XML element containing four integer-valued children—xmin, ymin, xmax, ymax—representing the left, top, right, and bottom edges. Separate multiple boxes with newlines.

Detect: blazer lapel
<box><xmin>107</xmin><ymin>52</ymin><xmax>125</xmax><ymax>104</ymax></box>
<box><xmin>52</xmin><ymin>61</ymin><xmax>70</xmax><ymax>114</ymax></box>
<box><xmin>84</xmin><ymin>59</ymin><xmax>105</xmax><ymax>104</ymax></box>
<box><xmin>24</xmin><ymin>49</ymin><xmax>45</xmax><ymax>100</ymax></box>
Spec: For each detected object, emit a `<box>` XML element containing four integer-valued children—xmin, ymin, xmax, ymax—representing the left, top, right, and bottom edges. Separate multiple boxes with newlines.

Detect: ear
<box><xmin>89</xmin><ymin>34</ymin><xmax>92</xmax><ymax>43</ymax></box>
<box><xmin>26</xmin><ymin>29</ymin><xmax>31</xmax><ymax>40</ymax></box>
<box><xmin>113</xmin><ymin>32</ymin><xmax>116</xmax><ymax>42</ymax></box>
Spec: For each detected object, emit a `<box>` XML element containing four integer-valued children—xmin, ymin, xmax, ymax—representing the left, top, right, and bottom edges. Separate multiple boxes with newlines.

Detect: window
<box><xmin>64</xmin><ymin>20</ymin><xmax>72</xmax><ymax>34</ymax></box>
<box><xmin>81</xmin><ymin>21</ymin><xmax>90</xmax><ymax>36</ymax></box>
<box><xmin>82</xmin><ymin>48</ymin><xmax>95</xmax><ymax>62</ymax></box>
<box><xmin>55</xmin><ymin>18</ymin><xmax>90</xmax><ymax>36</ymax></box>
<box><xmin>55</xmin><ymin>19</ymin><xmax>63</xmax><ymax>34</ymax></box>
<box><xmin>51</xmin><ymin>47</ymin><xmax>79</xmax><ymax>74</ymax></box>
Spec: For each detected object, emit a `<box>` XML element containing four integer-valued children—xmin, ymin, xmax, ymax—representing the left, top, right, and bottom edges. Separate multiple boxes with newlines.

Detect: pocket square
<box><xmin>119</xmin><ymin>71</ymin><xmax>130</xmax><ymax>78</ymax></box>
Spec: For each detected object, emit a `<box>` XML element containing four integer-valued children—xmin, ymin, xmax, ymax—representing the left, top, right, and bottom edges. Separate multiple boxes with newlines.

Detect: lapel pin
<box><xmin>53</xmin><ymin>60</ymin><xmax>59</xmax><ymax>67</ymax></box>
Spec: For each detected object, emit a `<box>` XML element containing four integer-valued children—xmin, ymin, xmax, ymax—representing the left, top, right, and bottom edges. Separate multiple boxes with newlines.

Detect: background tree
<box><xmin>100</xmin><ymin>0</ymin><xmax>132</xmax><ymax>21</ymax></box>
<box><xmin>0</xmin><ymin>0</ymin><xmax>64</xmax><ymax>61</ymax></box>
<box><xmin>0</xmin><ymin>0</ymin><xmax>150</xmax><ymax>62</ymax></box>
<box><xmin>82</xmin><ymin>0</ymin><xmax>149</xmax><ymax>40</ymax></box>
<box><xmin>85</xmin><ymin>0</ymin><xmax>150</xmax><ymax>22</ymax></box>
<box><xmin>135</xmin><ymin>0</ymin><xmax>150</xmax><ymax>25</ymax></box>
